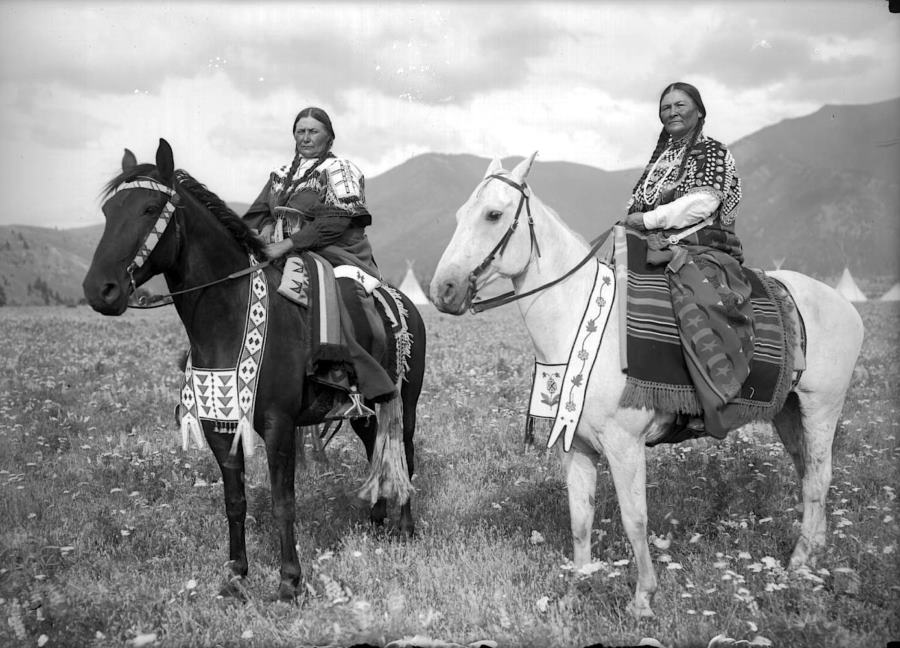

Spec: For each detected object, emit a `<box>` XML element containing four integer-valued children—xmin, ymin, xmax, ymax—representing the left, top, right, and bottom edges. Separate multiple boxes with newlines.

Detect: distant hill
<box><xmin>730</xmin><ymin>98</ymin><xmax>900</xmax><ymax>281</ymax></box>
<box><xmin>1</xmin><ymin>97</ymin><xmax>897</xmax><ymax>305</ymax></box>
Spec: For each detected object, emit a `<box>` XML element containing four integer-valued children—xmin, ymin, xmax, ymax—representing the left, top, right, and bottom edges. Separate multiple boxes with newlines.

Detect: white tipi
<box><xmin>834</xmin><ymin>268</ymin><xmax>868</xmax><ymax>302</ymax></box>
<box><xmin>398</xmin><ymin>261</ymin><xmax>430</xmax><ymax>305</ymax></box>
<box><xmin>879</xmin><ymin>283</ymin><xmax>900</xmax><ymax>301</ymax></box>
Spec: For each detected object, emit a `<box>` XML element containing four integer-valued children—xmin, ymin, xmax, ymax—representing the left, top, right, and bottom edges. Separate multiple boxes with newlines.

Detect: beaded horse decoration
<box><xmin>179</xmin><ymin>256</ymin><xmax>268</xmax><ymax>458</ymax></box>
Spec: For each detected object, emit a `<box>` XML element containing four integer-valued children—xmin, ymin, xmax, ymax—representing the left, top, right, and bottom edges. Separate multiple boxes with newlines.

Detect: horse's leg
<box><xmin>600</xmin><ymin>422</ymin><xmax>657</xmax><ymax>618</ymax></box>
<box><xmin>773</xmin><ymin>392</ymin><xmax>805</xmax><ymax>480</ymax></box>
<box><xmin>351</xmin><ymin>416</ymin><xmax>388</xmax><ymax>527</ymax></box>
<box><xmin>771</xmin><ymin>272</ymin><xmax>864</xmax><ymax>569</ymax></box>
<box><xmin>204</xmin><ymin>427</ymin><xmax>249</xmax><ymax>599</ymax></box>
<box><xmin>262</xmin><ymin>412</ymin><xmax>301</xmax><ymax>601</ymax></box>
<box><xmin>781</xmin><ymin>388</ymin><xmax>847</xmax><ymax>569</ymax></box>
<box><xmin>397</xmin><ymin>303</ymin><xmax>425</xmax><ymax>538</ymax></box>
<box><xmin>398</xmin><ymin>379</ymin><xmax>418</xmax><ymax>538</ymax></box>
<box><xmin>560</xmin><ymin>441</ymin><xmax>597</xmax><ymax>568</ymax></box>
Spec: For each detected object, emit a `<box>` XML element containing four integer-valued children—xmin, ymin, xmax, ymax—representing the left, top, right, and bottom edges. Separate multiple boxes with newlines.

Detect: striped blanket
<box><xmin>618</xmin><ymin>230</ymin><xmax>796</xmax><ymax>425</ymax></box>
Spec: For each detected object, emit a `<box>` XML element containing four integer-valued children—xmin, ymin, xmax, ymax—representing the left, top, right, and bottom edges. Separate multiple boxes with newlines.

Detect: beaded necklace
<box><xmin>639</xmin><ymin>141</ymin><xmax>687</xmax><ymax>206</ymax></box>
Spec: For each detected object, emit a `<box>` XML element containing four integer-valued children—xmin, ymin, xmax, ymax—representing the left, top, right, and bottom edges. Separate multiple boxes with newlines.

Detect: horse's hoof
<box><xmin>276</xmin><ymin>581</ymin><xmax>300</xmax><ymax>603</ymax></box>
<box><xmin>399</xmin><ymin>523</ymin><xmax>416</xmax><ymax>540</ymax></box>
<box><xmin>218</xmin><ymin>577</ymin><xmax>250</xmax><ymax>602</ymax></box>
<box><xmin>626</xmin><ymin>600</ymin><xmax>655</xmax><ymax>619</ymax></box>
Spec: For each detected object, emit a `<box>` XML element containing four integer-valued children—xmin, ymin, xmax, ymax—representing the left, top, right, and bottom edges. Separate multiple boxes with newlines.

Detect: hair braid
<box><xmin>276</xmin><ymin>152</ymin><xmax>304</xmax><ymax>207</ymax></box>
<box><xmin>630</xmin><ymin>127</ymin><xmax>670</xmax><ymax>197</ymax></box>
<box><xmin>277</xmin><ymin>152</ymin><xmax>334</xmax><ymax>207</ymax></box>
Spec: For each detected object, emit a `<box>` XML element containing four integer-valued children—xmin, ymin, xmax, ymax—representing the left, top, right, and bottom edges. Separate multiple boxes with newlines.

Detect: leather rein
<box><xmin>104</xmin><ymin>176</ymin><xmax>270</xmax><ymax>309</ymax></box>
<box><xmin>467</xmin><ymin>173</ymin><xmax>609</xmax><ymax>313</ymax></box>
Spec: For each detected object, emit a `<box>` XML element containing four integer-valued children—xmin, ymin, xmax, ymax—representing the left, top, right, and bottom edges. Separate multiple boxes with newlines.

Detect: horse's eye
<box><xmin>143</xmin><ymin>204</ymin><xmax>159</xmax><ymax>217</ymax></box>
<box><xmin>486</xmin><ymin>210</ymin><xmax>503</xmax><ymax>222</ymax></box>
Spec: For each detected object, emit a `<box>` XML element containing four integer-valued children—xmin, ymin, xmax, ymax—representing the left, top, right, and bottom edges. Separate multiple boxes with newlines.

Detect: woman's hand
<box><xmin>257</xmin><ymin>222</ymin><xmax>274</xmax><ymax>243</ymax></box>
<box><xmin>624</xmin><ymin>212</ymin><xmax>646</xmax><ymax>230</ymax></box>
<box><xmin>264</xmin><ymin>239</ymin><xmax>294</xmax><ymax>259</ymax></box>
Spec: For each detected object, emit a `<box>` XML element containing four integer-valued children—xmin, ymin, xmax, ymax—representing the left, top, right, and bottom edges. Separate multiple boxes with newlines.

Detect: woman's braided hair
<box><xmin>633</xmin><ymin>82</ymin><xmax>707</xmax><ymax>197</ymax></box>
<box><xmin>276</xmin><ymin>106</ymin><xmax>336</xmax><ymax>207</ymax></box>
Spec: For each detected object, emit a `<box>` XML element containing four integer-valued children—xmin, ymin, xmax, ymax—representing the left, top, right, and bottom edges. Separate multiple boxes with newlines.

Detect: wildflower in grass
<box><xmin>535</xmin><ymin>596</ymin><xmax>549</xmax><ymax>613</ymax></box>
<box><xmin>667</xmin><ymin>562</ymin><xmax>683</xmax><ymax>570</ymax></box>
<box><xmin>132</xmin><ymin>633</ymin><xmax>158</xmax><ymax>647</ymax></box>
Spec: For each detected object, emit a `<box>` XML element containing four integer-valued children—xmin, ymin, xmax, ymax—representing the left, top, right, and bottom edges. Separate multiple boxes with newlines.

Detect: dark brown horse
<box><xmin>82</xmin><ymin>139</ymin><xmax>426</xmax><ymax>601</ymax></box>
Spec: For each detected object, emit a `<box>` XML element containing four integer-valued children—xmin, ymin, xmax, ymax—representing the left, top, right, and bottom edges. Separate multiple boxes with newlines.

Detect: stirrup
<box><xmin>345</xmin><ymin>391</ymin><xmax>376</xmax><ymax>419</ymax></box>
<box><xmin>324</xmin><ymin>388</ymin><xmax>375</xmax><ymax>420</ymax></box>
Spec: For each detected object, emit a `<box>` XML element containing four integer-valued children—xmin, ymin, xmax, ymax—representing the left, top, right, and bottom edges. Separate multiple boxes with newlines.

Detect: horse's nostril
<box><xmin>99</xmin><ymin>282</ymin><xmax>120</xmax><ymax>304</ymax></box>
<box><xmin>440</xmin><ymin>280</ymin><xmax>456</xmax><ymax>301</ymax></box>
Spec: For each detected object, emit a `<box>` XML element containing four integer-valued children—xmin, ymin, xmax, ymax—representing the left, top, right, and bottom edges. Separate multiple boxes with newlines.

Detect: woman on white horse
<box><xmin>623</xmin><ymin>82</ymin><xmax>754</xmax><ymax>440</ymax></box>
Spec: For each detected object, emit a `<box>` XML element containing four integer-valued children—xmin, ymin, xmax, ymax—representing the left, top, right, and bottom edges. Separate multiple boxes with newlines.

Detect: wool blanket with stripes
<box><xmin>618</xmin><ymin>231</ymin><xmax>796</xmax><ymax>424</ymax></box>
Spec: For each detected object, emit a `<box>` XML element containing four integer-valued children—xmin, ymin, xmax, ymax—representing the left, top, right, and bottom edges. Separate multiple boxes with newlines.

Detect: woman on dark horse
<box><xmin>623</xmin><ymin>82</ymin><xmax>754</xmax><ymax>440</ymax></box>
<box><xmin>243</xmin><ymin>106</ymin><xmax>394</xmax><ymax>419</ymax></box>
<box><xmin>83</xmin><ymin>136</ymin><xmax>424</xmax><ymax>601</ymax></box>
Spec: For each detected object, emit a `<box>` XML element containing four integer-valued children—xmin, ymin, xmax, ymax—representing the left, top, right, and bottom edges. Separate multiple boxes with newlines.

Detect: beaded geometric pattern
<box><xmin>105</xmin><ymin>178</ymin><xmax>177</xmax><ymax>269</ymax></box>
<box><xmin>180</xmin><ymin>255</ymin><xmax>268</xmax><ymax>455</ymax></box>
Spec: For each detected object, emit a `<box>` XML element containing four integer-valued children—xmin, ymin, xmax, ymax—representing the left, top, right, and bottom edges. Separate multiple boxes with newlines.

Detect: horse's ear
<box><xmin>511</xmin><ymin>151</ymin><xmax>538</xmax><ymax>184</ymax></box>
<box><xmin>122</xmin><ymin>149</ymin><xmax>137</xmax><ymax>172</ymax></box>
<box><xmin>156</xmin><ymin>138</ymin><xmax>174</xmax><ymax>182</ymax></box>
<box><xmin>483</xmin><ymin>157</ymin><xmax>503</xmax><ymax>178</ymax></box>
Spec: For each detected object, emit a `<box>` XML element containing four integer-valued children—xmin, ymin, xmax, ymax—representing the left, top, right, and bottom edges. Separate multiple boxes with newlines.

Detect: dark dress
<box><xmin>243</xmin><ymin>154</ymin><xmax>394</xmax><ymax>402</ymax></box>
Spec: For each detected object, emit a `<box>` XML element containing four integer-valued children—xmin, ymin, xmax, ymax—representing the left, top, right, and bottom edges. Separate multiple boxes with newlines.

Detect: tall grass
<box><xmin>1</xmin><ymin>303</ymin><xmax>897</xmax><ymax>647</ymax></box>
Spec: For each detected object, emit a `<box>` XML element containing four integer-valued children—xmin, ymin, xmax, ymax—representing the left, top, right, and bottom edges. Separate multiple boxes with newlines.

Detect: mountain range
<box><xmin>1</xmin><ymin>97</ymin><xmax>897</xmax><ymax>306</ymax></box>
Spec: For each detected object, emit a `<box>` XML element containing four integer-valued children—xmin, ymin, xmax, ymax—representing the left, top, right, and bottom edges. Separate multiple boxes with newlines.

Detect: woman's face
<box><xmin>659</xmin><ymin>89</ymin><xmax>702</xmax><ymax>140</ymax></box>
<box><xmin>294</xmin><ymin>116</ymin><xmax>332</xmax><ymax>157</ymax></box>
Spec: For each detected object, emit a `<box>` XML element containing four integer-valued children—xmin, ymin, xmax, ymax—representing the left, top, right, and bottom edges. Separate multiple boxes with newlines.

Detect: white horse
<box><xmin>430</xmin><ymin>153</ymin><xmax>864</xmax><ymax>617</ymax></box>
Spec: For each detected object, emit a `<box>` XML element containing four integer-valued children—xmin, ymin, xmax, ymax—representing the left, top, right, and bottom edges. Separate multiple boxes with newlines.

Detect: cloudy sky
<box><xmin>1</xmin><ymin>1</ymin><xmax>898</xmax><ymax>229</ymax></box>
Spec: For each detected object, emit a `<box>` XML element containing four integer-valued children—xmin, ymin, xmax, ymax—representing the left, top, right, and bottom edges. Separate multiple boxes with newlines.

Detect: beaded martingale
<box><xmin>179</xmin><ymin>255</ymin><xmax>268</xmax><ymax>457</ymax></box>
<box><xmin>526</xmin><ymin>260</ymin><xmax>617</xmax><ymax>452</ymax></box>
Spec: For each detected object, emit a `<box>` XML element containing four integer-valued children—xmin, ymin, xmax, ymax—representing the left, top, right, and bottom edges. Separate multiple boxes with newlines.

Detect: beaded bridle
<box><xmin>466</xmin><ymin>173</ymin><xmax>608</xmax><ymax>313</ymax></box>
<box><xmin>102</xmin><ymin>177</ymin><xmax>267</xmax><ymax>307</ymax></box>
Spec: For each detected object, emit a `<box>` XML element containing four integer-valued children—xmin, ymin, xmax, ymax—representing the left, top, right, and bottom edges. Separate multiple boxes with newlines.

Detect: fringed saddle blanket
<box><xmin>527</xmin><ymin>259</ymin><xmax>616</xmax><ymax>452</ymax></box>
<box><xmin>372</xmin><ymin>284</ymin><xmax>413</xmax><ymax>383</ymax></box>
<box><xmin>180</xmin><ymin>255</ymin><xmax>268</xmax><ymax>458</ymax></box>
<box><xmin>618</xmin><ymin>229</ymin><xmax>797</xmax><ymax>424</ymax></box>
<box><xmin>301</xmin><ymin>252</ymin><xmax>411</xmax><ymax>385</ymax></box>
<box><xmin>303</xmin><ymin>252</ymin><xmax>352</xmax><ymax>370</ymax></box>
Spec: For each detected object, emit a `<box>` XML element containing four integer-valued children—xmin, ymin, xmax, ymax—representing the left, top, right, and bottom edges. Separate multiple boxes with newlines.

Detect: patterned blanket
<box><xmin>301</xmin><ymin>252</ymin><xmax>410</xmax><ymax>390</ymax></box>
<box><xmin>618</xmin><ymin>230</ymin><xmax>796</xmax><ymax>425</ymax></box>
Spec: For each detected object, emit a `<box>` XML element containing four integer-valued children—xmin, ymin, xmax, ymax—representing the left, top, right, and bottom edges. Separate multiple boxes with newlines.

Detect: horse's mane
<box><xmin>102</xmin><ymin>165</ymin><xmax>266</xmax><ymax>258</ymax></box>
<box><xmin>174</xmin><ymin>171</ymin><xmax>266</xmax><ymax>257</ymax></box>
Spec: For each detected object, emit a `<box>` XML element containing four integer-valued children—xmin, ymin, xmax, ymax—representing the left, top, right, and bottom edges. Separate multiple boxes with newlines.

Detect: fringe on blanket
<box><xmin>355</xmin><ymin>390</ymin><xmax>413</xmax><ymax>506</ymax></box>
<box><xmin>620</xmin><ymin>379</ymin><xmax>702</xmax><ymax>415</ymax></box>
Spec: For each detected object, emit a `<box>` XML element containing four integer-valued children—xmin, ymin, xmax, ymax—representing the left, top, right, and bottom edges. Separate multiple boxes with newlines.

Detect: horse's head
<box><xmin>430</xmin><ymin>152</ymin><xmax>539</xmax><ymax>314</ymax></box>
<box><xmin>83</xmin><ymin>139</ymin><xmax>181</xmax><ymax>315</ymax></box>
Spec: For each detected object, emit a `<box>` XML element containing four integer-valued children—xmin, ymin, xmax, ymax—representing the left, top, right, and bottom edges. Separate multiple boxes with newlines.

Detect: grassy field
<box><xmin>1</xmin><ymin>302</ymin><xmax>898</xmax><ymax>648</ymax></box>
